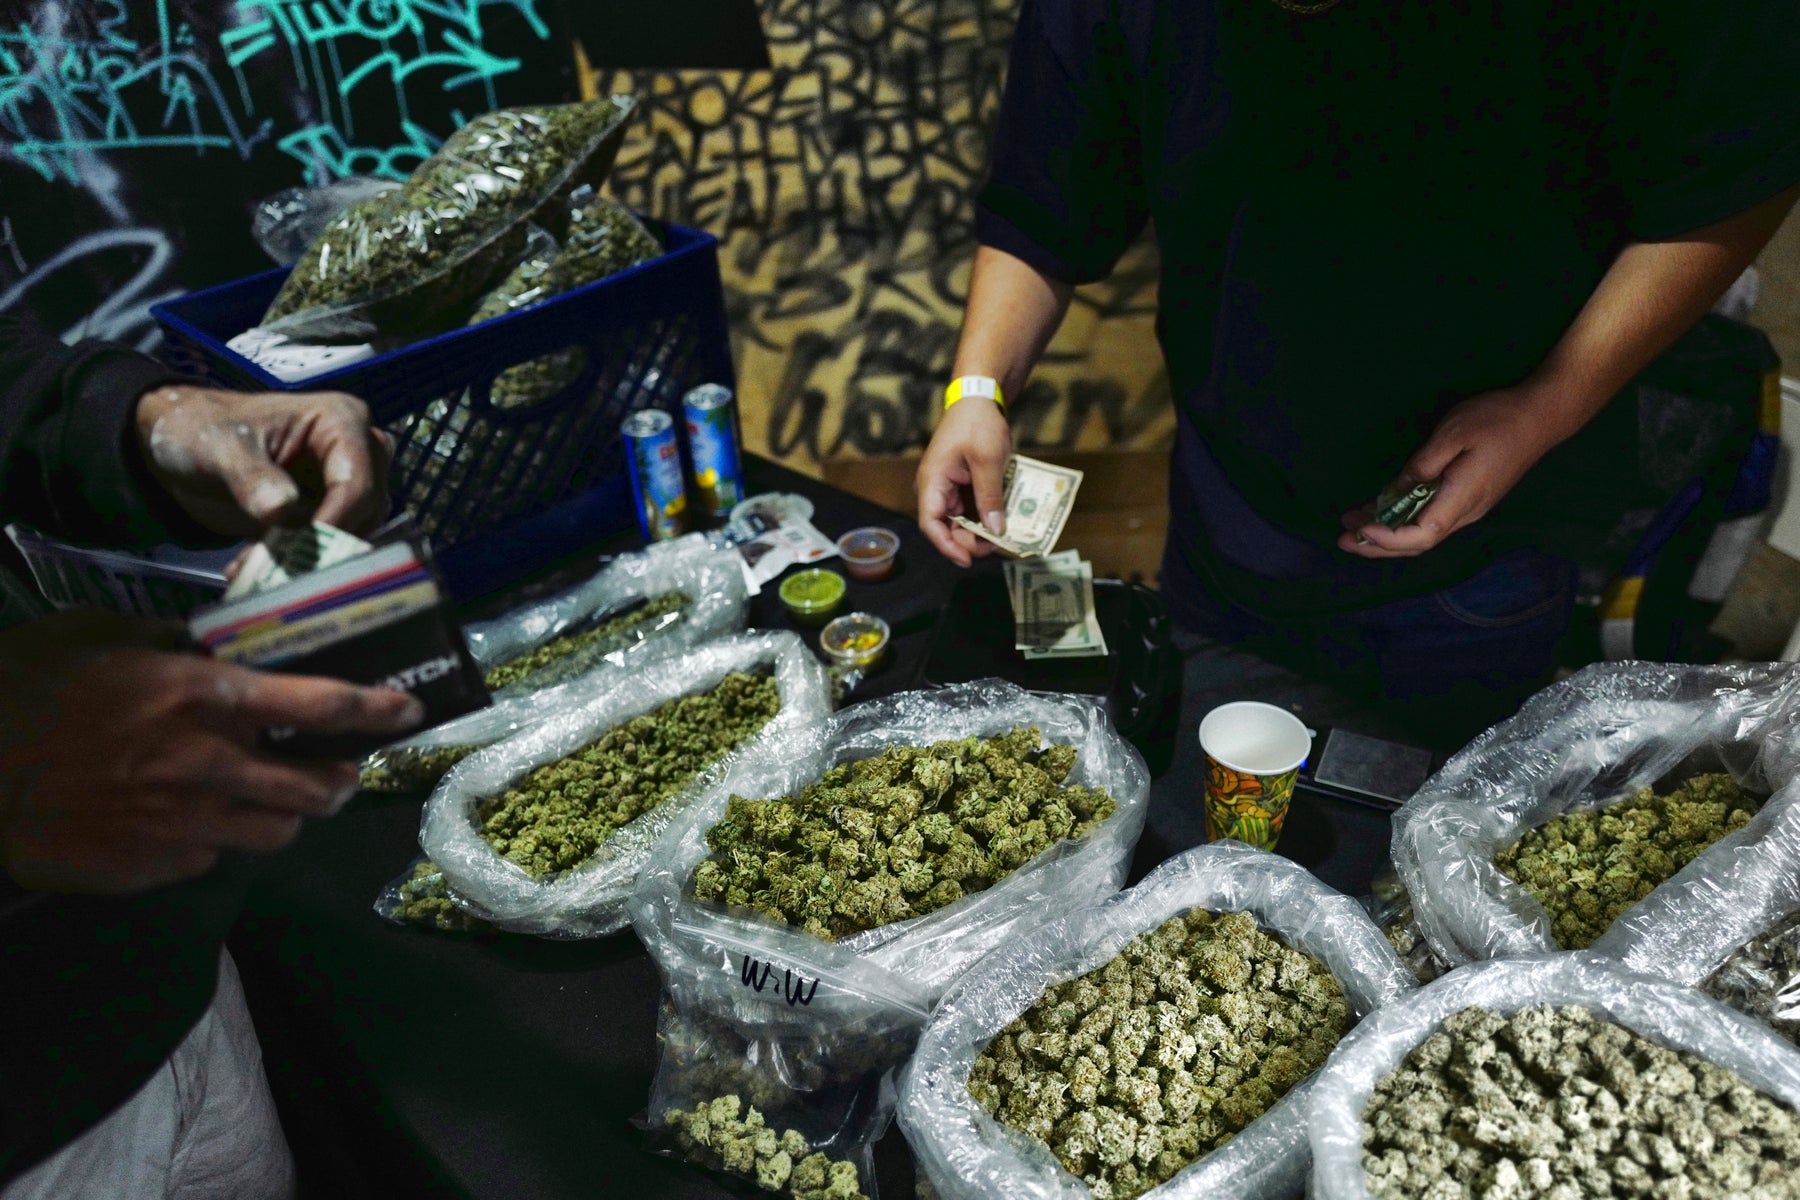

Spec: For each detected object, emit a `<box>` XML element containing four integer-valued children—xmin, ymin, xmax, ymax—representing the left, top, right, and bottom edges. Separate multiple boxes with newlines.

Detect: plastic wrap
<box><xmin>360</xmin><ymin>536</ymin><xmax>747</xmax><ymax>791</ymax></box>
<box><xmin>263</xmin><ymin>98</ymin><xmax>634</xmax><ymax>342</ymax></box>
<box><xmin>1577</xmin><ymin>770</ymin><xmax>1800</xmax><ymax>1044</ymax></box>
<box><xmin>1364</xmin><ymin>865</ymin><xmax>1448</xmax><ymax>985</ymax></box>
<box><xmin>464</xmin><ymin>533</ymin><xmax>748</xmax><ymax>697</ymax></box>
<box><xmin>561</xmin><ymin>187</ymin><xmax>662</xmax><ymax>287</ymax></box>
<box><xmin>899</xmin><ymin>841</ymin><xmax>1415</xmax><ymax>1200</ymax></box>
<box><xmin>466</xmin><ymin>223</ymin><xmax>562</xmax><ymax>325</ymax></box>
<box><xmin>627</xmin><ymin>682</ymin><xmax>1153</xmax><ymax>1198</ymax></box>
<box><xmin>416</xmin><ymin>631</ymin><xmax>830</xmax><ymax>938</ymax></box>
<box><xmin>251</xmin><ymin>175</ymin><xmax>402</xmax><ymax>267</ymax></box>
<box><xmin>1391</xmin><ymin>661</ymin><xmax>1800</xmax><ymax>969</ymax></box>
<box><xmin>1305</xmin><ymin>952</ymin><xmax>1800</xmax><ymax>1199</ymax></box>
<box><xmin>1702</xmin><ymin>909</ymin><xmax>1800</xmax><ymax>1044</ymax></box>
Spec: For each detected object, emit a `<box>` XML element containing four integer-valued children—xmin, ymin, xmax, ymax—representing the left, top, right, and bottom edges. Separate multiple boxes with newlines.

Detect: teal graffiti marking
<box><xmin>1</xmin><ymin>0</ymin><xmax>551</xmax><ymax>185</ymax></box>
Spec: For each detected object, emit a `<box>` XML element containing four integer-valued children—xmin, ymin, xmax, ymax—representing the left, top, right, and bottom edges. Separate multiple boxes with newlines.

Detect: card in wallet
<box><xmin>188</xmin><ymin>538</ymin><xmax>489</xmax><ymax>759</ymax></box>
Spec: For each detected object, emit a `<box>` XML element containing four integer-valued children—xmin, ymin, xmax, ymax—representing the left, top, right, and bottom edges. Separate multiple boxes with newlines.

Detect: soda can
<box><xmin>622</xmin><ymin>408</ymin><xmax>688</xmax><ymax>542</ymax></box>
<box><xmin>683</xmin><ymin>383</ymin><xmax>745</xmax><ymax>518</ymax></box>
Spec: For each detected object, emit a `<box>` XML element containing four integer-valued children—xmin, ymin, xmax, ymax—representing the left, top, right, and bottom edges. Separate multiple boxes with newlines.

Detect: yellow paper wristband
<box><xmin>944</xmin><ymin>375</ymin><xmax>1004</xmax><ymax>413</ymax></box>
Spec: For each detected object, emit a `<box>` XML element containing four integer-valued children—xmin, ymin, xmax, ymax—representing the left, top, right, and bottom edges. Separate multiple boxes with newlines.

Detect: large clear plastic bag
<box><xmin>359</xmin><ymin>535</ymin><xmax>748</xmax><ymax>792</ymax></box>
<box><xmin>1592</xmin><ymin>771</ymin><xmax>1800</xmax><ymax>1043</ymax></box>
<box><xmin>1392</xmin><ymin>662</ymin><xmax>1800</xmax><ymax>969</ymax></box>
<box><xmin>465</xmin><ymin>223</ymin><xmax>563</xmax><ymax>325</ymax></box>
<box><xmin>464</xmin><ymin>187</ymin><xmax>665</xmax><ymax>411</ymax></box>
<box><xmin>251</xmin><ymin>175</ymin><xmax>402</xmax><ymax>267</ymax></box>
<box><xmin>1305</xmin><ymin>952</ymin><xmax>1800</xmax><ymax>1199</ymax></box>
<box><xmin>415</xmin><ymin>631</ymin><xmax>830</xmax><ymax>938</ymax></box>
<box><xmin>899</xmin><ymin>841</ymin><xmax>1416</xmax><ymax>1200</ymax></box>
<box><xmin>464</xmin><ymin>533</ymin><xmax>748</xmax><ymax>697</ymax></box>
<box><xmin>626</xmin><ymin>682</ymin><xmax>1153</xmax><ymax>1198</ymax></box>
<box><xmin>262</xmin><ymin>98</ymin><xmax>634</xmax><ymax>342</ymax></box>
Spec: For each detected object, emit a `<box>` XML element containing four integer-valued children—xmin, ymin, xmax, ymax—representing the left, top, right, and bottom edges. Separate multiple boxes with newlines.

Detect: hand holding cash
<box><xmin>949</xmin><ymin>454</ymin><xmax>1083</xmax><ymax>559</ymax></box>
<box><xmin>1353</xmin><ymin>477</ymin><xmax>1441</xmax><ymax>547</ymax></box>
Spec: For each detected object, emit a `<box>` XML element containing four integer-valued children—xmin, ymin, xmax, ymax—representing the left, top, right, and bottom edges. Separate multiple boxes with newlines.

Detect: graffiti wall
<box><xmin>0</xmin><ymin>0</ymin><xmax>1168</xmax><ymax>469</ymax></box>
<box><xmin>0</xmin><ymin>0</ymin><xmax>565</xmax><ymax>347</ymax></box>
<box><xmin>564</xmin><ymin>0</ymin><xmax>1170</xmax><ymax>465</ymax></box>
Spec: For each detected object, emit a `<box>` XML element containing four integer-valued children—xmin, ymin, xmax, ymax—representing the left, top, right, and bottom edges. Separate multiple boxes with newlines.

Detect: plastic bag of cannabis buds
<box><xmin>468</xmin><ymin>188</ymin><xmax>665</xmax><ymax>411</ymax></box>
<box><xmin>410</xmin><ymin>631</ymin><xmax>829</xmax><ymax>938</ymax></box>
<box><xmin>898</xmin><ymin>841</ymin><xmax>1415</xmax><ymax>1200</ymax></box>
<box><xmin>626</xmin><ymin>681</ymin><xmax>1153</xmax><ymax>1198</ymax></box>
<box><xmin>1391</xmin><ymin>661</ymin><xmax>1800</xmax><ymax>970</ymax></box>
<box><xmin>261</xmin><ymin>97</ymin><xmax>634</xmax><ymax>342</ymax></box>
<box><xmin>359</xmin><ymin>535</ymin><xmax>748</xmax><ymax>792</ymax></box>
<box><xmin>252</xmin><ymin>175</ymin><xmax>402</xmax><ymax>268</ymax></box>
<box><xmin>465</xmin><ymin>532</ymin><xmax>749</xmax><ymax>698</ymax></box>
<box><xmin>1588</xmin><ymin>773</ymin><xmax>1800</xmax><ymax>1042</ymax></box>
<box><xmin>1305</xmin><ymin>952</ymin><xmax>1800</xmax><ymax>1199</ymax></box>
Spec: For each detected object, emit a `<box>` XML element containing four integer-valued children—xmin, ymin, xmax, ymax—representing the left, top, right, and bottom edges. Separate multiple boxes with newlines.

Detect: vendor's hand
<box><xmin>1338</xmin><ymin>386</ymin><xmax>1564</xmax><ymax>559</ymax></box>
<box><xmin>916</xmin><ymin>397</ymin><xmax>1011</xmax><ymax>567</ymax></box>
<box><xmin>0</xmin><ymin>611</ymin><xmax>424</xmax><ymax>894</ymax></box>
<box><xmin>135</xmin><ymin>384</ymin><xmax>395</xmax><ymax>538</ymax></box>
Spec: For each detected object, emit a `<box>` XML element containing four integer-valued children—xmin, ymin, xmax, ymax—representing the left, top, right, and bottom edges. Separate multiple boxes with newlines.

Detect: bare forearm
<box><xmin>1524</xmin><ymin>184</ymin><xmax>1800</xmax><ymax>441</ymax></box>
<box><xmin>951</xmin><ymin>245</ymin><xmax>1075</xmax><ymax>403</ymax></box>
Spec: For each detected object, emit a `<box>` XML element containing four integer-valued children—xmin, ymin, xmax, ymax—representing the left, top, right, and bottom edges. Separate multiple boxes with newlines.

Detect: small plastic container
<box><xmin>778</xmin><ymin>568</ymin><xmax>846</xmax><ymax>626</ymax></box>
<box><xmin>820</xmin><ymin>612</ymin><xmax>890</xmax><ymax>671</ymax></box>
<box><xmin>836</xmin><ymin>526</ymin><xmax>900</xmax><ymax>582</ymax></box>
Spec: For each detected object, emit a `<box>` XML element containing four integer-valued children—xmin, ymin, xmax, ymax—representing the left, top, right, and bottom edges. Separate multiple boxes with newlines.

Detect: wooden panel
<box><xmin>820</xmin><ymin>450</ymin><xmax>1171</xmax><ymax>584</ymax></box>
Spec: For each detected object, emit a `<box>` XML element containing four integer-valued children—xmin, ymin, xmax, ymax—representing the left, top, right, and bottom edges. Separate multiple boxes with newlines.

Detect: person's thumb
<box><xmin>971</xmin><ymin>449</ymin><xmax>1009</xmax><ymax>535</ymax></box>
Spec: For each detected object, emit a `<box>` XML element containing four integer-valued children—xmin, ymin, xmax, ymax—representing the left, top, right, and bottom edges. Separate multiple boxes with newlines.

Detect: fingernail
<box><xmin>392</xmin><ymin>696</ymin><xmax>427</xmax><ymax>729</ymax></box>
<box><xmin>248</xmin><ymin>478</ymin><xmax>299</xmax><ymax>518</ymax></box>
<box><xmin>984</xmin><ymin>510</ymin><xmax>1005</xmax><ymax>534</ymax></box>
<box><xmin>328</xmin><ymin>780</ymin><xmax>358</xmax><ymax>814</ymax></box>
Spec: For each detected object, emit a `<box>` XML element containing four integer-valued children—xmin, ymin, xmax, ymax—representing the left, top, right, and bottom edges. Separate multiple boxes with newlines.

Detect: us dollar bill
<box><xmin>224</xmin><ymin>520</ymin><xmax>373</xmax><ymax>601</ymax></box>
<box><xmin>1004</xmin><ymin>549</ymin><xmax>1080</xmax><ymax>623</ymax></box>
<box><xmin>1354</xmin><ymin>477</ymin><xmax>1442</xmax><ymax>546</ymax></box>
<box><xmin>1014</xmin><ymin>555</ymin><xmax>1107</xmax><ymax>659</ymax></box>
<box><xmin>949</xmin><ymin>454</ymin><xmax>1082</xmax><ymax>559</ymax></box>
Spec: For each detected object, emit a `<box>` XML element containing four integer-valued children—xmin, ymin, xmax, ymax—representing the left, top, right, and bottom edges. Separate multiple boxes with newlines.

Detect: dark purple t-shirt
<box><xmin>978</xmin><ymin>0</ymin><xmax>1800</xmax><ymax>614</ymax></box>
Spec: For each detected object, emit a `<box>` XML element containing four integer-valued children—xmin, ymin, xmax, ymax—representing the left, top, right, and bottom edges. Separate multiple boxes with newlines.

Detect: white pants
<box><xmin>2</xmin><ymin>949</ymin><xmax>296</xmax><ymax>1200</ymax></box>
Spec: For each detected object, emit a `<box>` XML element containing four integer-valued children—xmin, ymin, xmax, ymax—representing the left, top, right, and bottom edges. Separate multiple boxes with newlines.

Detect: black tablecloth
<box><xmin>229</xmin><ymin>456</ymin><xmax>1421</xmax><ymax>1200</ymax></box>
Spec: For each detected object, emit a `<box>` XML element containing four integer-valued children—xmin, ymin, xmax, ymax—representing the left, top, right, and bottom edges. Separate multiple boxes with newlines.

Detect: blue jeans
<box><xmin>1161</xmin><ymin>541</ymin><xmax>1577</xmax><ymax>749</ymax></box>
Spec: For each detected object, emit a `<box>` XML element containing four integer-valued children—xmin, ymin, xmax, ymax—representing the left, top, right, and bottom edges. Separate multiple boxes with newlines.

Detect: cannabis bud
<box><xmin>971</xmin><ymin>907</ymin><xmax>1350</xmax><ymax>1200</ymax></box>
<box><xmin>480</xmin><ymin>671</ymin><xmax>779</xmax><ymax>877</ymax></box>
<box><xmin>1363</xmin><ymin>1004</ymin><xmax>1800</xmax><ymax>1198</ymax></box>
<box><xmin>1496</xmin><ymin>773</ymin><xmax>1757</xmax><ymax>950</ymax></box>
<box><xmin>484</xmin><ymin>591</ymin><xmax>691</xmax><ymax>692</ymax></box>
<box><xmin>664</xmin><ymin>1094</ymin><xmax>870</xmax><ymax>1200</ymax></box>
<box><xmin>388</xmin><ymin>860</ymin><xmax>489</xmax><ymax>932</ymax></box>
<box><xmin>691</xmin><ymin>728</ymin><xmax>1117</xmax><ymax>940</ymax></box>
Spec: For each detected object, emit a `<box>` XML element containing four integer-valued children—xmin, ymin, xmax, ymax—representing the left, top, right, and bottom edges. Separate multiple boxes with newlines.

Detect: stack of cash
<box><xmin>1004</xmin><ymin>551</ymin><xmax>1108</xmax><ymax>659</ymax></box>
<box><xmin>946</xmin><ymin>454</ymin><xmax>1106</xmax><ymax>660</ymax></box>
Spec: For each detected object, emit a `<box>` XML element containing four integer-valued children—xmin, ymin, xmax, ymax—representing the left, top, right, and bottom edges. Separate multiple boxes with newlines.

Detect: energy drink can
<box><xmin>622</xmin><ymin>408</ymin><xmax>688</xmax><ymax>542</ymax></box>
<box><xmin>682</xmin><ymin>383</ymin><xmax>745</xmax><ymax>518</ymax></box>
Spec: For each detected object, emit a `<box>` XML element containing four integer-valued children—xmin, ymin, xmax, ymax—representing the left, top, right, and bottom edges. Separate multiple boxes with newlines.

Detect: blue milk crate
<box><xmin>151</xmin><ymin>220</ymin><xmax>734</xmax><ymax>600</ymax></box>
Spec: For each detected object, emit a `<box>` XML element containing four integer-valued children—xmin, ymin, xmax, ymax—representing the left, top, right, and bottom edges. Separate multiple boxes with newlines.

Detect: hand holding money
<box><xmin>1341</xmin><ymin>384</ymin><xmax>1569</xmax><ymax>559</ymax></box>
<box><xmin>948</xmin><ymin>454</ymin><xmax>1084</xmax><ymax>559</ymax></box>
<box><xmin>136</xmin><ymin>384</ymin><xmax>394</xmax><ymax>538</ymax></box>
